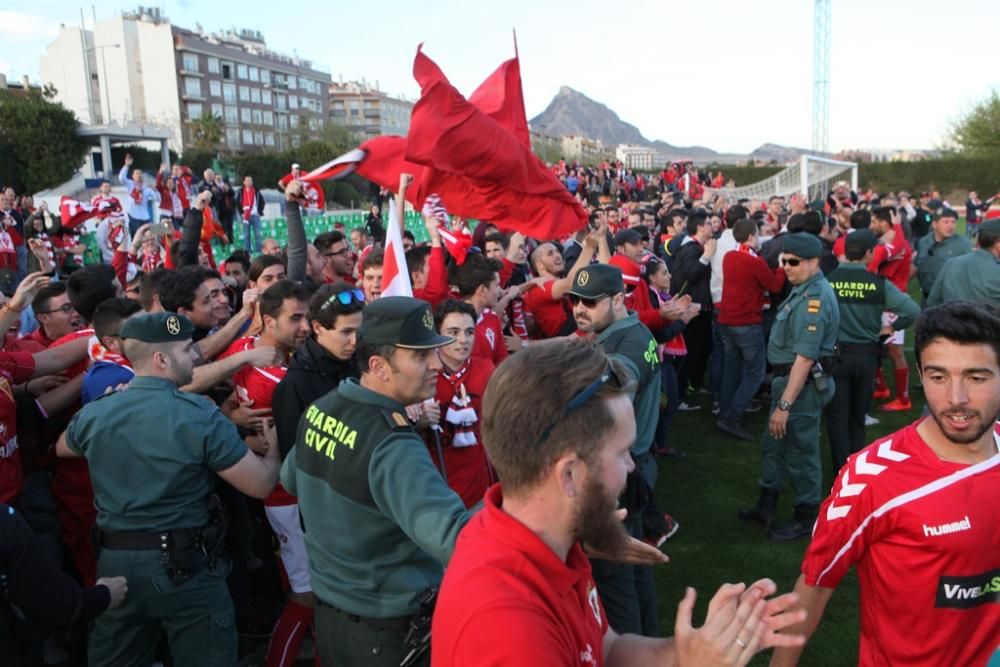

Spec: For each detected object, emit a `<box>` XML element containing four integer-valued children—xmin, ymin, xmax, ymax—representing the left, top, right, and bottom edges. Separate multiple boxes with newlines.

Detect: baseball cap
<box><xmin>567</xmin><ymin>264</ymin><xmax>625</xmax><ymax>299</ymax></box>
<box><xmin>358</xmin><ymin>296</ymin><xmax>453</xmax><ymax>349</ymax></box>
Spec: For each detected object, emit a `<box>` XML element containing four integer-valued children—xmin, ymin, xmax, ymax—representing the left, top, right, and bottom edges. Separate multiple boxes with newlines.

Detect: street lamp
<box><xmin>85</xmin><ymin>43</ymin><xmax>121</xmax><ymax>124</ymax></box>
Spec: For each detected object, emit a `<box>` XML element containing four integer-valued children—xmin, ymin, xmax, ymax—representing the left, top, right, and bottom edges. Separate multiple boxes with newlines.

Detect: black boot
<box><xmin>769</xmin><ymin>504</ymin><xmax>819</xmax><ymax>542</ymax></box>
<box><xmin>738</xmin><ymin>488</ymin><xmax>779</xmax><ymax>529</ymax></box>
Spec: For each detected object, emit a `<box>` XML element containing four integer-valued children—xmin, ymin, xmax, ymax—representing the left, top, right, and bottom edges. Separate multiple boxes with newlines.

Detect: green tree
<box><xmin>950</xmin><ymin>89</ymin><xmax>1000</xmax><ymax>156</ymax></box>
<box><xmin>187</xmin><ymin>113</ymin><xmax>225</xmax><ymax>152</ymax></box>
<box><xmin>0</xmin><ymin>86</ymin><xmax>88</xmax><ymax>193</ymax></box>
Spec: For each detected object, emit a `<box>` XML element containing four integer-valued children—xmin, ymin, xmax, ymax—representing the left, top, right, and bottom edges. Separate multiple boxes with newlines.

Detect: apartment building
<box><xmin>329</xmin><ymin>80</ymin><xmax>412</xmax><ymax>139</ymax></box>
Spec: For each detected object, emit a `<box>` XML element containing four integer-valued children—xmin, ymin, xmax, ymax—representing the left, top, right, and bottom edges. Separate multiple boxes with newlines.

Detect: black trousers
<box><xmin>824</xmin><ymin>350</ymin><xmax>879</xmax><ymax>473</ymax></box>
<box><xmin>677</xmin><ymin>311</ymin><xmax>712</xmax><ymax>396</ymax></box>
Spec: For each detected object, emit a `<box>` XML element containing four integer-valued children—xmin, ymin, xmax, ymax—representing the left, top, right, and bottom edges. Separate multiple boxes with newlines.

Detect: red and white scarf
<box><xmin>241</xmin><ymin>186</ymin><xmax>256</xmax><ymax>221</ymax></box>
<box><xmin>441</xmin><ymin>359</ymin><xmax>478</xmax><ymax>448</ymax></box>
<box><xmin>89</xmin><ymin>335</ymin><xmax>133</xmax><ymax>371</ymax></box>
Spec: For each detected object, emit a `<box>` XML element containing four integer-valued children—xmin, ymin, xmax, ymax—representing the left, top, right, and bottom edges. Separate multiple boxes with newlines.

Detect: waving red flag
<box><xmin>469</xmin><ymin>57</ymin><xmax>530</xmax><ymax>149</ymax></box>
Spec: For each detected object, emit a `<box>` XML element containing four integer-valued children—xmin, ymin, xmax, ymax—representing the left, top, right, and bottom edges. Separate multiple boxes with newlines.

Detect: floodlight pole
<box><xmin>812</xmin><ymin>0</ymin><xmax>831</xmax><ymax>154</ymax></box>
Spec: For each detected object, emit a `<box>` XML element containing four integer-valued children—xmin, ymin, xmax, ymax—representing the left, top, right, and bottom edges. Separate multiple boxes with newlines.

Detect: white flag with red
<box><xmin>380</xmin><ymin>199</ymin><xmax>413</xmax><ymax>298</ymax></box>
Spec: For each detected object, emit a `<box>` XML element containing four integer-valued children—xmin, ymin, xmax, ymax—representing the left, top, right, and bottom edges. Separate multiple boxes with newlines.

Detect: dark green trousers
<box><xmin>89</xmin><ymin>550</ymin><xmax>236</xmax><ymax>667</ymax></box>
<box><xmin>824</xmin><ymin>350</ymin><xmax>879</xmax><ymax>472</ymax></box>
<box><xmin>315</xmin><ymin>601</ymin><xmax>425</xmax><ymax>667</ymax></box>
<box><xmin>759</xmin><ymin>377</ymin><xmax>834</xmax><ymax>506</ymax></box>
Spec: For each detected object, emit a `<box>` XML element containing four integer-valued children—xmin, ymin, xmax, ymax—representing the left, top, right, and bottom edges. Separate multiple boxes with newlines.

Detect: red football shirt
<box><xmin>868</xmin><ymin>228</ymin><xmax>912</xmax><ymax>292</ymax></box>
<box><xmin>221</xmin><ymin>337</ymin><xmax>295</xmax><ymax>506</ymax></box>
<box><xmin>801</xmin><ymin>422</ymin><xmax>1000</xmax><ymax>667</ymax></box>
<box><xmin>521</xmin><ymin>279</ymin><xmax>571</xmax><ymax>339</ymax></box>
<box><xmin>0</xmin><ymin>352</ymin><xmax>36</xmax><ymax>503</ymax></box>
<box><xmin>432</xmin><ymin>484</ymin><xmax>608</xmax><ymax>667</ymax></box>
<box><xmin>472</xmin><ymin>310</ymin><xmax>507</xmax><ymax>366</ymax></box>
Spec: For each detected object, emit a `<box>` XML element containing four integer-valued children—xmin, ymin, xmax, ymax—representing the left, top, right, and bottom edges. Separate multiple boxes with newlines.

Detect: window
<box><xmin>298</xmin><ymin>77</ymin><xmax>309</xmax><ymax>92</ymax></box>
<box><xmin>187</xmin><ymin>102</ymin><xmax>202</xmax><ymax>119</ymax></box>
<box><xmin>250</xmin><ymin>88</ymin><xmax>261</xmax><ymax>104</ymax></box>
<box><xmin>237</xmin><ymin>64</ymin><xmax>248</xmax><ymax>79</ymax></box>
<box><xmin>261</xmin><ymin>90</ymin><xmax>272</xmax><ymax>105</ymax></box>
<box><xmin>226</xmin><ymin>128</ymin><xmax>240</xmax><ymax>147</ymax></box>
<box><xmin>240</xmin><ymin>108</ymin><xmax>252</xmax><ymax>123</ymax></box>
<box><xmin>239</xmin><ymin>86</ymin><xmax>250</xmax><ymax>102</ymax></box>
<box><xmin>289</xmin><ymin>115</ymin><xmax>299</xmax><ymax>129</ymax></box>
<box><xmin>223</xmin><ymin>83</ymin><xmax>236</xmax><ymax>103</ymax></box>
<box><xmin>224</xmin><ymin>106</ymin><xmax>238</xmax><ymax>123</ymax></box>
<box><xmin>252</xmin><ymin>109</ymin><xmax>262</xmax><ymax>124</ymax></box>
<box><xmin>263</xmin><ymin>110</ymin><xmax>273</xmax><ymax>125</ymax></box>
<box><xmin>277</xmin><ymin>114</ymin><xmax>288</xmax><ymax>130</ymax></box>
<box><xmin>184</xmin><ymin>77</ymin><xmax>201</xmax><ymax>97</ymax></box>
<box><xmin>287</xmin><ymin>77</ymin><xmax>297</xmax><ymax>90</ymax></box>
<box><xmin>182</xmin><ymin>53</ymin><xmax>199</xmax><ymax>72</ymax></box>
<box><xmin>288</xmin><ymin>95</ymin><xmax>298</xmax><ymax>110</ymax></box>
<box><xmin>265</xmin><ymin>132</ymin><xmax>275</xmax><ymax>146</ymax></box>
<box><xmin>308</xmin><ymin>117</ymin><xmax>318</xmax><ymax>130</ymax></box>
<box><xmin>211</xmin><ymin>103</ymin><xmax>223</xmax><ymax>118</ymax></box>
<box><xmin>242</xmin><ymin>129</ymin><xmax>254</xmax><ymax>145</ymax></box>
<box><xmin>209</xmin><ymin>80</ymin><xmax>222</xmax><ymax>97</ymax></box>
<box><xmin>207</xmin><ymin>57</ymin><xmax>219</xmax><ymax>74</ymax></box>
<box><xmin>275</xmin><ymin>94</ymin><xmax>287</xmax><ymax>111</ymax></box>
<box><xmin>221</xmin><ymin>62</ymin><xmax>233</xmax><ymax>80</ymax></box>
<box><xmin>249</xmin><ymin>66</ymin><xmax>259</xmax><ymax>82</ymax></box>
<box><xmin>260</xmin><ymin>69</ymin><xmax>270</xmax><ymax>84</ymax></box>
<box><xmin>254</xmin><ymin>131</ymin><xmax>263</xmax><ymax>145</ymax></box>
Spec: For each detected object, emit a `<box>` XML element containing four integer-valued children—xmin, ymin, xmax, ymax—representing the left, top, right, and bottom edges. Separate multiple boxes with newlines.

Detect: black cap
<box><xmin>782</xmin><ymin>232</ymin><xmax>822</xmax><ymax>259</ymax></box>
<box><xmin>927</xmin><ymin>198</ymin><xmax>943</xmax><ymax>211</ymax></box>
<box><xmin>934</xmin><ymin>207</ymin><xmax>958</xmax><ymax>220</ymax></box>
<box><xmin>567</xmin><ymin>264</ymin><xmax>625</xmax><ymax>299</ymax></box>
<box><xmin>613</xmin><ymin>229</ymin><xmax>642</xmax><ymax>247</ymax></box>
<box><xmin>120</xmin><ymin>312</ymin><xmax>194</xmax><ymax>343</ymax></box>
<box><xmin>845</xmin><ymin>229</ymin><xmax>878</xmax><ymax>254</ymax></box>
<box><xmin>358</xmin><ymin>296</ymin><xmax>453</xmax><ymax>349</ymax></box>
<box><xmin>980</xmin><ymin>219</ymin><xmax>1000</xmax><ymax>235</ymax></box>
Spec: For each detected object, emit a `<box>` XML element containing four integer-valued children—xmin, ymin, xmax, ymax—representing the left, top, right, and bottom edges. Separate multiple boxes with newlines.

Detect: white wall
<box><xmin>136</xmin><ymin>21</ymin><xmax>183</xmax><ymax>151</ymax></box>
<box><xmin>40</xmin><ymin>26</ymin><xmax>98</xmax><ymax>124</ymax></box>
<box><xmin>93</xmin><ymin>18</ymin><xmax>136</xmax><ymax>124</ymax></box>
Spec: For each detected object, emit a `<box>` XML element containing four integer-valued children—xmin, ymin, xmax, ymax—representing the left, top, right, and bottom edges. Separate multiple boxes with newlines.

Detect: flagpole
<box><xmin>512</xmin><ymin>28</ymin><xmax>518</xmax><ymax>59</ymax></box>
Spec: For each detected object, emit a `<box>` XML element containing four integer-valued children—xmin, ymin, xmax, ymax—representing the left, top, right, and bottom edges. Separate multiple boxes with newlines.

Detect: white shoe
<box><xmin>677</xmin><ymin>402</ymin><xmax>701</xmax><ymax>412</ymax></box>
<box><xmin>864</xmin><ymin>414</ymin><xmax>879</xmax><ymax>426</ymax></box>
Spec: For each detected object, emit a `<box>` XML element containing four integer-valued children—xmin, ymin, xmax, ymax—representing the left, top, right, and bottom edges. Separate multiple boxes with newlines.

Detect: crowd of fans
<box><xmin>0</xmin><ymin>153</ymin><xmax>997</xmax><ymax>667</ymax></box>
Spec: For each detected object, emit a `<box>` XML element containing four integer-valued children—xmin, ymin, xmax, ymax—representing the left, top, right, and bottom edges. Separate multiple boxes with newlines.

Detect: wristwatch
<box><xmin>776</xmin><ymin>399</ymin><xmax>792</xmax><ymax>411</ymax></box>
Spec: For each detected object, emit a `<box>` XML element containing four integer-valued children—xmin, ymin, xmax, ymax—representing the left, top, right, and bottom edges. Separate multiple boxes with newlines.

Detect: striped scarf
<box><xmin>441</xmin><ymin>359</ymin><xmax>478</xmax><ymax>448</ymax></box>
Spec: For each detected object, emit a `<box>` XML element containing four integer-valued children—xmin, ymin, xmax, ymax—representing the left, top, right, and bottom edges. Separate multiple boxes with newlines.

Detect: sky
<box><xmin>3</xmin><ymin>0</ymin><xmax>998</xmax><ymax>154</ymax></box>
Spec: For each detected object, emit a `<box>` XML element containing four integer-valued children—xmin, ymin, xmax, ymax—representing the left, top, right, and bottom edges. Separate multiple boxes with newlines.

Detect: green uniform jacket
<box><xmin>827</xmin><ymin>263</ymin><xmax>919</xmax><ymax>343</ymax></box>
<box><xmin>65</xmin><ymin>376</ymin><xmax>247</xmax><ymax>533</ymax></box>
<box><xmin>926</xmin><ymin>248</ymin><xmax>1000</xmax><ymax>307</ymax></box>
<box><xmin>597</xmin><ymin>312</ymin><xmax>660</xmax><ymax>457</ymax></box>
<box><xmin>281</xmin><ymin>378</ymin><xmax>470</xmax><ymax>619</ymax></box>
<box><xmin>915</xmin><ymin>233</ymin><xmax>971</xmax><ymax>296</ymax></box>
<box><xmin>767</xmin><ymin>271</ymin><xmax>840</xmax><ymax>364</ymax></box>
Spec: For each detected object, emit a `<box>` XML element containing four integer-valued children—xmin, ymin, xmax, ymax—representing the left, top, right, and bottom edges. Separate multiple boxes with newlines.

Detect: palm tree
<box><xmin>187</xmin><ymin>113</ymin><xmax>225</xmax><ymax>152</ymax></box>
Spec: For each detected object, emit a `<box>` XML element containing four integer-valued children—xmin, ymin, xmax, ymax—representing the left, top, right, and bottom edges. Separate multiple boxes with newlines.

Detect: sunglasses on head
<box><xmin>781</xmin><ymin>257</ymin><xmax>803</xmax><ymax>267</ymax></box>
<box><xmin>568</xmin><ymin>293</ymin><xmax>610</xmax><ymax>308</ymax></box>
<box><xmin>539</xmin><ymin>362</ymin><xmax>621</xmax><ymax>443</ymax></box>
<box><xmin>323</xmin><ymin>289</ymin><xmax>365</xmax><ymax>309</ymax></box>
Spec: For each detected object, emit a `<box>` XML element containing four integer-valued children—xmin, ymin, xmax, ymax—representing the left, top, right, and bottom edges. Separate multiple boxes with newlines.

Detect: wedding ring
<box><xmin>735</xmin><ymin>638</ymin><xmax>748</xmax><ymax>648</ymax></box>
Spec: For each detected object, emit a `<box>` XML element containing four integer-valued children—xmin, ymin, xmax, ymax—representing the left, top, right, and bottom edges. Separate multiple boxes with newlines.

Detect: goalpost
<box><xmin>705</xmin><ymin>155</ymin><xmax>858</xmax><ymax>203</ymax></box>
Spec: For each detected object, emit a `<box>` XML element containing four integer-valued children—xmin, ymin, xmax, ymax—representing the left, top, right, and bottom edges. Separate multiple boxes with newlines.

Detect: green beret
<box><xmin>783</xmin><ymin>233</ymin><xmax>822</xmax><ymax>259</ymax></box>
<box><xmin>120</xmin><ymin>312</ymin><xmax>194</xmax><ymax>343</ymax></box>
<box><xmin>359</xmin><ymin>296</ymin><xmax>454</xmax><ymax>349</ymax></box>
<box><xmin>845</xmin><ymin>229</ymin><xmax>878</xmax><ymax>254</ymax></box>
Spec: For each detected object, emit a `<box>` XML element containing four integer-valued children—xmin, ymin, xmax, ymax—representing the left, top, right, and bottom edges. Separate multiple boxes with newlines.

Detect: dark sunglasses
<box><xmin>539</xmin><ymin>363</ymin><xmax>618</xmax><ymax>443</ymax></box>
<box><xmin>322</xmin><ymin>289</ymin><xmax>365</xmax><ymax>309</ymax></box>
<box><xmin>781</xmin><ymin>258</ymin><xmax>802</xmax><ymax>267</ymax></box>
<box><xmin>568</xmin><ymin>293</ymin><xmax>610</xmax><ymax>309</ymax></box>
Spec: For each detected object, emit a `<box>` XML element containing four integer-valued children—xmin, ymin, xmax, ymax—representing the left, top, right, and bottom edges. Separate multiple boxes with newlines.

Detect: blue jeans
<box><xmin>719</xmin><ymin>323</ymin><xmax>766</xmax><ymax>421</ymax></box>
<box><xmin>966</xmin><ymin>219</ymin><xmax>979</xmax><ymax>240</ymax></box>
<box><xmin>242</xmin><ymin>215</ymin><xmax>262</xmax><ymax>254</ymax></box>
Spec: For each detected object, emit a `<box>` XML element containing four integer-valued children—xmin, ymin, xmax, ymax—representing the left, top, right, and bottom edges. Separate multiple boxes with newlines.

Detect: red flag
<box><xmin>468</xmin><ymin>57</ymin><xmax>530</xmax><ymax>149</ymax></box>
<box><xmin>59</xmin><ymin>196</ymin><xmax>108</xmax><ymax>229</ymax></box>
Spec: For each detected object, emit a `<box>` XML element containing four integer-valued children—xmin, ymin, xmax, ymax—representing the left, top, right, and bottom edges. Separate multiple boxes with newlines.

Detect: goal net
<box><xmin>705</xmin><ymin>155</ymin><xmax>858</xmax><ymax>204</ymax></box>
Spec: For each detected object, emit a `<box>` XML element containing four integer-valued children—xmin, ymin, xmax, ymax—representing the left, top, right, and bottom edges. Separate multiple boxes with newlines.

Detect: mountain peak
<box><xmin>530</xmin><ymin>87</ymin><xmax>648</xmax><ymax>147</ymax></box>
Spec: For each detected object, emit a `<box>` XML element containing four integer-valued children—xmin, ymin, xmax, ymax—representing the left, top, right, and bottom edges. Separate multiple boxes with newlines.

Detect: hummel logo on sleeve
<box><xmin>923</xmin><ymin>516</ymin><xmax>972</xmax><ymax>537</ymax></box>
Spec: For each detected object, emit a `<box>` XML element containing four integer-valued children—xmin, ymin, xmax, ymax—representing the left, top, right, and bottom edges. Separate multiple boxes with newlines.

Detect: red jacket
<box><xmin>719</xmin><ymin>249</ymin><xmax>786</xmax><ymax>326</ymax></box>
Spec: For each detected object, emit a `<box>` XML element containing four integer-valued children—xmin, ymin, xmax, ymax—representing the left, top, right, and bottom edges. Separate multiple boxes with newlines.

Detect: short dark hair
<box><xmin>484</xmin><ymin>232</ymin><xmax>510</xmax><ymax>251</ymax></box>
<box><xmin>449</xmin><ymin>253</ymin><xmax>501</xmax><ymax>298</ymax></box>
<box><xmin>732</xmin><ymin>219</ymin><xmax>758</xmax><ymax>244</ymax></box>
<box><xmin>685</xmin><ymin>212</ymin><xmax>708</xmax><ymax>236</ymax></box>
<box><xmin>92</xmin><ymin>297</ymin><xmax>142</xmax><ymax>340</ymax></box>
<box><xmin>849</xmin><ymin>209</ymin><xmax>871</xmax><ymax>230</ymax></box>
<box><xmin>434</xmin><ymin>299</ymin><xmax>476</xmax><ymax>331</ymax></box>
<box><xmin>139</xmin><ymin>266</ymin><xmax>171</xmax><ymax>311</ymax></box>
<box><xmin>159</xmin><ymin>266</ymin><xmax>220</xmax><ymax>313</ymax></box>
<box><xmin>355</xmin><ymin>340</ymin><xmax>396</xmax><ymax>374</ymax></box>
<box><xmin>31</xmin><ymin>282</ymin><xmax>67</xmax><ymax>315</ymax></box>
<box><xmin>978</xmin><ymin>229</ymin><xmax>1000</xmax><ymax>251</ymax></box>
<box><xmin>224</xmin><ymin>252</ymin><xmax>250</xmax><ymax>272</ymax></box>
<box><xmin>725</xmin><ymin>205</ymin><xmax>749</xmax><ymax>227</ymax></box>
<box><xmin>873</xmin><ymin>206</ymin><xmax>894</xmax><ymax>225</ymax></box>
<box><xmin>314</xmin><ymin>230</ymin><xmax>346</xmax><ymax>253</ymax></box>
<box><xmin>406</xmin><ymin>246</ymin><xmax>432</xmax><ymax>278</ymax></box>
<box><xmin>786</xmin><ymin>213</ymin><xmax>806</xmax><ymax>233</ymax></box>
<box><xmin>361</xmin><ymin>250</ymin><xmax>384</xmax><ymax>272</ymax></box>
<box><xmin>308</xmin><ymin>282</ymin><xmax>364</xmax><ymax>329</ymax></box>
<box><xmin>914</xmin><ymin>301</ymin><xmax>1000</xmax><ymax>370</ymax></box>
<box><xmin>258</xmin><ymin>280</ymin><xmax>310</xmax><ymax>320</ymax></box>
<box><xmin>67</xmin><ymin>264</ymin><xmax>118</xmax><ymax>323</ymax></box>
<box><xmin>801</xmin><ymin>211</ymin><xmax>824</xmax><ymax>236</ymax></box>
<box><xmin>402</xmin><ymin>230</ymin><xmax>416</xmax><ymax>244</ymax></box>
<box><xmin>249</xmin><ymin>254</ymin><xmax>285</xmax><ymax>283</ymax></box>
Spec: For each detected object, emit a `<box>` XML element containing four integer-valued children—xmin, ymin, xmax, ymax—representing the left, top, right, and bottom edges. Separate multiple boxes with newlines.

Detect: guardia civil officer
<box><xmin>738</xmin><ymin>233</ymin><xmax>840</xmax><ymax>542</ymax></box>
<box><xmin>56</xmin><ymin>312</ymin><xmax>281</xmax><ymax>667</ymax></box>
<box><xmin>913</xmin><ymin>207</ymin><xmax>970</xmax><ymax>302</ymax></box>
<box><xmin>281</xmin><ymin>296</ymin><xmax>471</xmax><ymax>667</ymax></box>
<box><xmin>926</xmin><ymin>218</ymin><xmax>1000</xmax><ymax>306</ymax></box>
<box><xmin>823</xmin><ymin>230</ymin><xmax>919</xmax><ymax>471</ymax></box>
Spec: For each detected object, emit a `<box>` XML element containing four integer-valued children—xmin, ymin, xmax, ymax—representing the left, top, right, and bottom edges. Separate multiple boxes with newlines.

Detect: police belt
<box><xmin>838</xmin><ymin>342</ymin><xmax>882</xmax><ymax>355</ymax></box>
<box><xmin>316</xmin><ymin>598</ymin><xmax>412</xmax><ymax>633</ymax></box>
<box><xmin>99</xmin><ymin>527</ymin><xmax>201</xmax><ymax>551</ymax></box>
